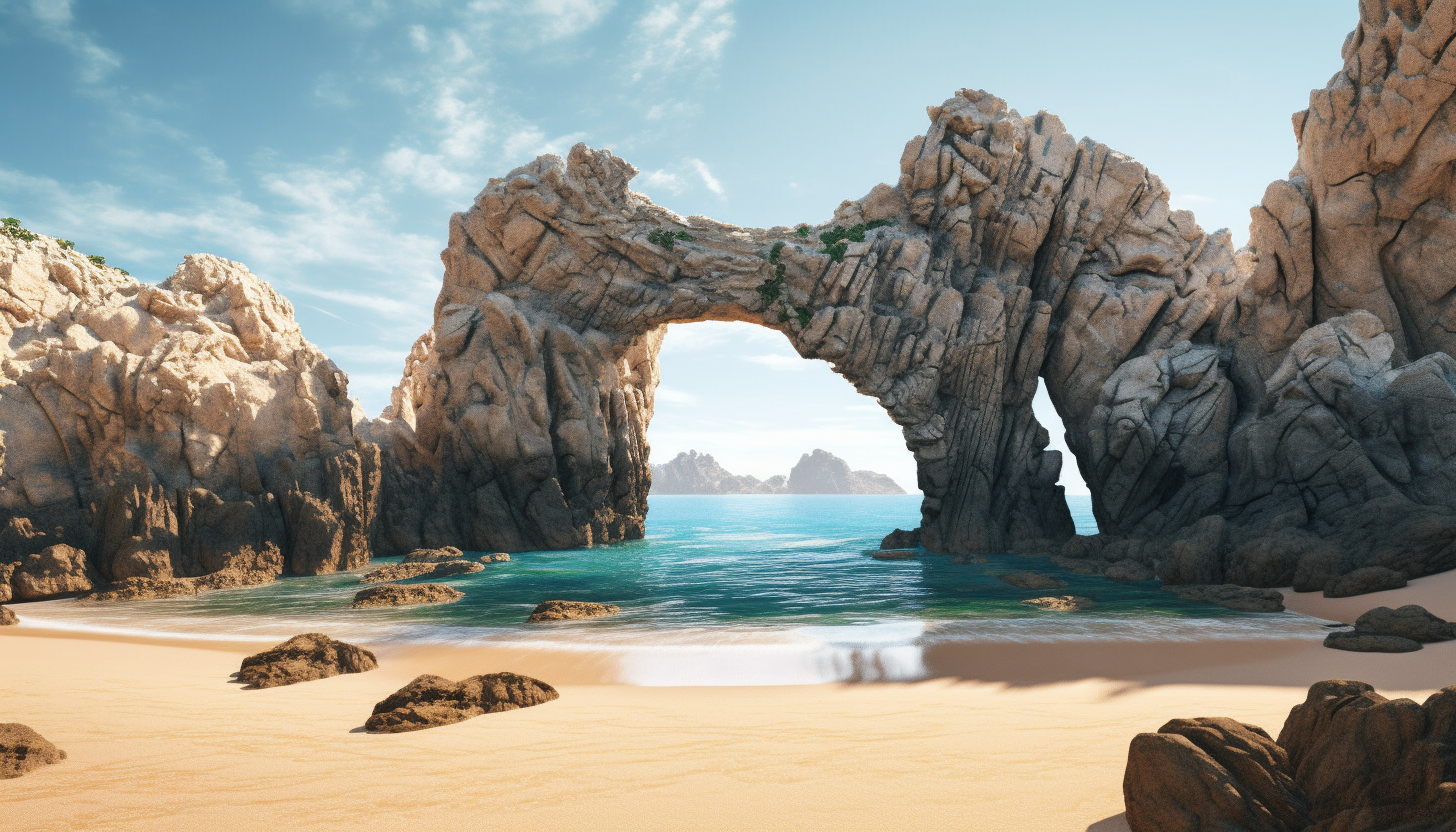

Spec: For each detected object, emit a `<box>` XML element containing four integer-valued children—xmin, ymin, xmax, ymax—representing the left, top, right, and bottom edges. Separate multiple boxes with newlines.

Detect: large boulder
<box><xmin>1353</xmin><ymin>605</ymin><xmax>1456</xmax><ymax>643</ymax></box>
<box><xmin>351</xmin><ymin>584</ymin><xmax>464</xmax><ymax>609</ymax></box>
<box><xmin>997</xmin><ymin>572</ymin><xmax>1068</xmax><ymax>591</ymax></box>
<box><xmin>1162</xmin><ymin>584</ymin><xmax>1285</xmax><ymax>613</ymax></box>
<box><xmin>525</xmin><ymin>600</ymin><xmax>620</xmax><ymax>623</ymax></box>
<box><xmin>0</xmin><ymin>724</ymin><xmax>66</xmax><ymax>779</ymax></box>
<box><xmin>1124</xmin><ymin>717</ymin><xmax>1310</xmax><ymax>832</ymax></box>
<box><xmin>1322</xmin><ymin>631</ymin><xmax>1423</xmax><ymax>653</ymax></box>
<box><xmin>401</xmin><ymin>547</ymin><xmax>465</xmax><ymax>565</ymax></box>
<box><xmin>364</xmin><ymin>672</ymin><xmax>559</xmax><ymax>733</ymax></box>
<box><xmin>1323</xmin><ymin>567</ymin><xmax>1407</xmax><ymax>598</ymax></box>
<box><xmin>236</xmin><ymin>633</ymin><xmax>378</xmax><ymax>689</ymax></box>
<box><xmin>359</xmin><ymin>560</ymin><xmax>482</xmax><ymax>583</ymax></box>
<box><xmin>10</xmin><ymin>545</ymin><xmax>93</xmax><ymax>601</ymax></box>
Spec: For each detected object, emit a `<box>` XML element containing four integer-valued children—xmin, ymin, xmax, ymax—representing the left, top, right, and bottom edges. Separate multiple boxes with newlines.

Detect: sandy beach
<box><xmin>3</xmin><ymin>572</ymin><xmax>1453</xmax><ymax>831</ymax></box>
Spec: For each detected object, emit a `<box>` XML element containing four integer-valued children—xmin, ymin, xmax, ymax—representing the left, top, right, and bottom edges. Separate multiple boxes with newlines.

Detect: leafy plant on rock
<box><xmin>818</xmin><ymin>219</ymin><xmax>895</xmax><ymax>262</ymax></box>
<box><xmin>57</xmin><ymin>239</ymin><xmax>75</xmax><ymax>250</ymax></box>
<box><xmin>88</xmin><ymin>254</ymin><xmax>106</xmax><ymax>266</ymax></box>
<box><xmin>2</xmin><ymin>217</ymin><xmax>37</xmax><ymax>243</ymax></box>
<box><xmin>647</xmin><ymin>228</ymin><xmax>696</xmax><ymax>251</ymax></box>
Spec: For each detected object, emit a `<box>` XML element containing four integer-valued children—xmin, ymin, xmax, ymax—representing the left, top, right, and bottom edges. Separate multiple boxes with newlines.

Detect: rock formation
<box><xmin>1125</xmin><ymin>680</ymin><xmax>1456</xmax><ymax>831</ymax></box>
<box><xmin>1162</xmin><ymin>584</ymin><xmax>1286</xmax><ymax>613</ymax></box>
<box><xmin>525</xmin><ymin>600</ymin><xmax>619</xmax><ymax>622</ymax></box>
<box><xmin>0</xmin><ymin>228</ymin><xmax>380</xmax><ymax>602</ymax></box>
<box><xmin>350</xmin><ymin>583</ymin><xmax>463</xmax><ymax>608</ymax></box>
<box><xmin>650</xmin><ymin>450</ymin><xmax>785</xmax><ymax>494</ymax></box>
<box><xmin>997</xmin><ymin>572</ymin><xmax>1068</xmax><ymax>591</ymax></box>
<box><xmin>649</xmin><ymin>448</ymin><xmax>904</xmax><ymax>494</ymax></box>
<box><xmin>80</xmin><ymin>567</ymin><xmax>274</xmax><ymax>602</ymax></box>
<box><xmin>0</xmin><ymin>723</ymin><xmax>65</xmax><ymax>779</ymax></box>
<box><xmin>1323</xmin><ymin>603</ymin><xmax>1456</xmax><ymax>651</ymax></box>
<box><xmin>365</xmin><ymin>672</ymin><xmax>559</xmax><ymax>733</ymax></box>
<box><xmin>785</xmin><ymin>449</ymin><xmax>906</xmax><ymax>495</ymax></box>
<box><xmin>1021</xmin><ymin>595</ymin><xmax>1094</xmax><ymax>611</ymax></box>
<box><xmin>0</xmin><ymin>605</ymin><xmax>15</xmax><ymax>625</ymax></box>
<box><xmin>236</xmin><ymin>633</ymin><xmax>378</xmax><ymax>688</ymax></box>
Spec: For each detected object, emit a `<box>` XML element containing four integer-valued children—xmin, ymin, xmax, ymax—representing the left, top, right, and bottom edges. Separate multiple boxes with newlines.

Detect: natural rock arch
<box><xmin>370</xmin><ymin>88</ymin><xmax>1238</xmax><ymax>557</ymax></box>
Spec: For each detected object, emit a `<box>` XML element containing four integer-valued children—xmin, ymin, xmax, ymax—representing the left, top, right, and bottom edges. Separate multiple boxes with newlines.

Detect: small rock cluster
<box><xmin>236</xmin><ymin>634</ymin><xmax>378</xmax><ymax>689</ymax></box>
<box><xmin>525</xmin><ymin>600</ymin><xmax>620</xmax><ymax>623</ymax></box>
<box><xmin>351</xmin><ymin>584</ymin><xmax>464</xmax><ymax>609</ymax></box>
<box><xmin>1124</xmin><ymin>680</ymin><xmax>1456</xmax><ymax>831</ymax></box>
<box><xmin>1324</xmin><ymin>605</ymin><xmax>1456</xmax><ymax>654</ymax></box>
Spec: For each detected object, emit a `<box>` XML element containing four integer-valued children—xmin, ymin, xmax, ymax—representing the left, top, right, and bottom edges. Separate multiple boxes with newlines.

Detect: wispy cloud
<box><xmin>654</xmin><ymin>385</ymin><xmax>698</xmax><ymax>405</ymax></box>
<box><xmin>688</xmin><ymin>157</ymin><xmax>723</xmax><ymax>196</ymax></box>
<box><xmin>23</xmin><ymin>0</ymin><xmax>121</xmax><ymax>83</ymax></box>
<box><xmin>628</xmin><ymin>0</ymin><xmax>735</xmax><ymax>82</ymax></box>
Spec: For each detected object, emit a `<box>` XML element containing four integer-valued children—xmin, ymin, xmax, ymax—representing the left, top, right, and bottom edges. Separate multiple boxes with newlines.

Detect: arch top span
<box><xmin>371</xmin><ymin>87</ymin><xmax>1242</xmax><ymax>557</ymax></box>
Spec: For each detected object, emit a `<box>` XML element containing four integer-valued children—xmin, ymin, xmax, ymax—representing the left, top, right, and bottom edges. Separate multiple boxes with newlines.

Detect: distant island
<box><xmin>650</xmin><ymin>449</ymin><xmax>906</xmax><ymax>495</ymax></box>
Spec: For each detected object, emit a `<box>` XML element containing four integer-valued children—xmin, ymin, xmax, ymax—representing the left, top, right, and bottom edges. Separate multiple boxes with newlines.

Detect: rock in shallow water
<box><xmin>997</xmin><ymin>572</ymin><xmax>1068</xmax><ymax>591</ymax></box>
<box><xmin>1353</xmin><ymin>605</ymin><xmax>1456</xmax><ymax>643</ymax></box>
<box><xmin>365</xmin><ymin>672</ymin><xmax>559</xmax><ymax>733</ymax></box>
<box><xmin>360</xmin><ymin>560</ymin><xmax>482</xmax><ymax>583</ymax></box>
<box><xmin>1021</xmin><ymin>595</ymin><xmax>1095</xmax><ymax>612</ymax></box>
<box><xmin>1162</xmin><ymin>584</ymin><xmax>1285</xmax><ymax>613</ymax></box>
<box><xmin>237</xmin><ymin>633</ymin><xmax>378</xmax><ymax>689</ymax></box>
<box><xmin>79</xmin><ymin>569</ymin><xmax>275</xmax><ymax>602</ymax></box>
<box><xmin>0</xmin><ymin>723</ymin><xmax>66</xmax><ymax>779</ymax></box>
<box><xmin>480</xmin><ymin>553</ymin><xmax>510</xmax><ymax>564</ymax></box>
<box><xmin>351</xmin><ymin>583</ymin><xmax>464</xmax><ymax>609</ymax></box>
<box><xmin>525</xmin><ymin>600</ymin><xmax>620</xmax><ymax>623</ymax></box>
<box><xmin>401</xmin><ymin>547</ymin><xmax>465</xmax><ymax>565</ymax></box>
<box><xmin>1322</xmin><ymin>631</ymin><xmax>1423</xmax><ymax>653</ymax></box>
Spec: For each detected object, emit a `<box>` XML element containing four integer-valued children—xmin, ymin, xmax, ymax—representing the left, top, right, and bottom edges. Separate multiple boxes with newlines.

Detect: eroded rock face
<box><xmin>364</xmin><ymin>672</ymin><xmax>559</xmax><ymax>733</ymax></box>
<box><xmin>1124</xmin><ymin>680</ymin><xmax>1456</xmax><ymax>831</ymax></box>
<box><xmin>365</xmin><ymin>1</ymin><xmax>1456</xmax><ymax>590</ymax></box>
<box><xmin>650</xmin><ymin>450</ymin><xmax>785</xmax><ymax>495</ymax></box>
<box><xmin>1162</xmin><ymin>584</ymin><xmax>1285</xmax><ymax>613</ymax></box>
<box><xmin>0</xmin><ymin>723</ymin><xmax>66</xmax><ymax>779</ymax></box>
<box><xmin>236</xmin><ymin>633</ymin><xmax>378</xmax><ymax>689</ymax></box>
<box><xmin>79</xmin><ymin>568</ymin><xmax>274</xmax><ymax>602</ymax></box>
<box><xmin>786</xmin><ymin>449</ymin><xmax>905</xmax><ymax>494</ymax></box>
<box><xmin>0</xmin><ymin>235</ymin><xmax>380</xmax><ymax>601</ymax></box>
<box><xmin>1353</xmin><ymin>605</ymin><xmax>1456</xmax><ymax>643</ymax></box>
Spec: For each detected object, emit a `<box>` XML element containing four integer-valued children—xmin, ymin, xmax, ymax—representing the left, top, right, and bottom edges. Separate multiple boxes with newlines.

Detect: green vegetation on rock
<box><xmin>647</xmin><ymin>228</ymin><xmax>695</xmax><ymax>251</ymax></box>
<box><xmin>818</xmin><ymin>219</ymin><xmax>895</xmax><ymax>263</ymax></box>
<box><xmin>2</xmin><ymin>217</ymin><xmax>37</xmax><ymax>243</ymax></box>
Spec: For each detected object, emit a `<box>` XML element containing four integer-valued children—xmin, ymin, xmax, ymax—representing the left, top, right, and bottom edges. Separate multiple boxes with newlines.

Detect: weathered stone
<box><xmin>1322</xmin><ymin>631</ymin><xmax>1422</xmax><ymax>653</ymax></box>
<box><xmin>1156</xmin><ymin>516</ymin><xmax>1229</xmax><ymax>586</ymax></box>
<box><xmin>1353</xmin><ymin>605</ymin><xmax>1456</xmax><ymax>643</ymax></box>
<box><xmin>871</xmin><ymin>549</ymin><xmax>919</xmax><ymax>561</ymax></box>
<box><xmin>786</xmin><ymin>449</ymin><xmax>905</xmax><ymax>494</ymax></box>
<box><xmin>480</xmin><ymin>553</ymin><xmax>510</xmax><ymax>564</ymax></box>
<box><xmin>1021</xmin><ymin>595</ymin><xmax>1095</xmax><ymax>611</ymax></box>
<box><xmin>1324</xmin><ymin>566</ymin><xmax>1407</xmax><ymax>598</ymax></box>
<box><xmin>881</xmin><ymin>528</ymin><xmax>921</xmax><ymax>550</ymax></box>
<box><xmin>1225</xmin><ymin>530</ymin><xmax>1336</xmax><ymax>588</ymax></box>
<box><xmin>11</xmin><ymin>545</ymin><xmax>93</xmax><ymax>600</ymax></box>
<box><xmin>401</xmin><ymin>547</ymin><xmax>465</xmax><ymax>565</ymax></box>
<box><xmin>525</xmin><ymin>600</ymin><xmax>620</xmax><ymax>623</ymax></box>
<box><xmin>650</xmin><ymin>450</ymin><xmax>786</xmax><ymax>494</ymax></box>
<box><xmin>428</xmin><ymin>560</ymin><xmax>484</xmax><ymax>577</ymax></box>
<box><xmin>1103</xmin><ymin>559</ymin><xmax>1155</xmax><ymax>583</ymax></box>
<box><xmin>351</xmin><ymin>583</ymin><xmax>464</xmax><ymax>609</ymax></box>
<box><xmin>1124</xmin><ymin>717</ymin><xmax>1310</xmax><ymax>832</ymax></box>
<box><xmin>0</xmin><ymin>234</ymin><xmax>380</xmax><ymax>600</ymax></box>
<box><xmin>0</xmin><ymin>724</ymin><xmax>66</xmax><ymax>779</ymax></box>
<box><xmin>997</xmin><ymin>571</ymin><xmax>1068</xmax><ymax>591</ymax></box>
<box><xmin>79</xmin><ymin>568</ymin><xmax>274</xmax><ymax>602</ymax></box>
<box><xmin>236</xmin><ymin>633</ymin><xmax>378</xmax><ymax>689</ymax></box>
<box><xmin>359</xmin><ymin>562</ymin><xmax>437</xmax><ymax>583</ymax></box>
<box><xmin>1163</xmin><ymin>584</ymin><xmax>1285</xmax><ymax>613</ymax></box>
<box><xmin>364</xmin><ymin>672</ymin><xmax>559</xmax><ymax>733</ymax></box>
<box><xmin>0</xmin><ymin>605</ymin><xmax>15</xmax><ymax>625</ymax></box>
<box><xmin>1050</xmin><ymin>555</ymin><xmax>1102</xmax><ymax>574</ymax></box>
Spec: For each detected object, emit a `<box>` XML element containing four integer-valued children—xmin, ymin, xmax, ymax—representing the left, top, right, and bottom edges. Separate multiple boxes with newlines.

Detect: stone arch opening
<box><xmin>646</xmin><ymin>320</ymin><xmax>919</xmax><ymax>496</ymax></box>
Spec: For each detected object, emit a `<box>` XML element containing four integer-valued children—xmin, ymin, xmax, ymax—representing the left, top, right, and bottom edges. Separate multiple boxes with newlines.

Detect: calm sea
<box><xmin>12</xmin><ymin>494</ymin><xmax>1326</xmax><ymax>684</ymax></box>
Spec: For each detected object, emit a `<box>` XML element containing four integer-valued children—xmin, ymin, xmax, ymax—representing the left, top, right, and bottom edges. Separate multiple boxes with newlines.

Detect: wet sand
<box><xmin>2</xmin><ymin>572</ymin><xmax>1453</xmax><ymax>831</ymax></box>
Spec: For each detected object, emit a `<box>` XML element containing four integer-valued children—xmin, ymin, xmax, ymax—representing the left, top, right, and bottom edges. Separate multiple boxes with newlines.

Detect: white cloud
<box><xmin>500</xmin><ymin>126</ymin><xmax>587</xmax><ymax>163</ymax></box>
<box><xmin>628</xmin><ymin>0</ymin><xmax>735</xmax><ymax>81</ymax></box>
<box><xmin>654</xmin><ymin>385</ymin><xmax>698</xmax><ymax>405</ymax></box>
<box><xmin>25</xmin><ymin>0</ymin><xmax>121</xmax><ymax>83</ymax></box>
<box><xmin>689</xmin><ymin>157</ymin><xmax>723</xmax><ymax>196</ymax></box>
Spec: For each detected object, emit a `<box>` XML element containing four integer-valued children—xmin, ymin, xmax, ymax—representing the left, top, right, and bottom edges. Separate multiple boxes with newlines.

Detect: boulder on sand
<box><xmin>1323</xmin><ymin>567</ymin><xmax>1406</xmax><ymax>598</ymax></box>
<box><xmin>364</xmin><ymin>672</ymin><xmax>559</xmax><ymax>733</ymax></box>
<box><xmin>525</xmin><ymin>600</ymin><xmax>620</xmax><ymax>623</ymax></box>
<box><xmin>997</xmin><ymin>572</ymin><xmax>1068</xmax><ymax>590</ymax></box>
<box><xmin>351</xmin><ymin>583</ymin><xmax>464</xmax><ymax>609</ymax></box>
<box><xmin>1352</xmin><ymin>605</ymin><xmax>1456</xmax><ymax>643</ymax></box>
<box><xmin>1322</xmin><ymin>631</ymin><xmax>1422</xmax><ymax>653</ymax></box>
<box><xmin>237</xmin><ymin>633</ymin><xmax>379</xmax><ymax>689</ymax></box>
<box><xmin>0</xmin><ymin>606</ymin><xmax>15</xmax><ymax>625</ymax></box>
<box><xmin>0</xmin><ymin>723</ymin><xmax>66</xmax><ymax>779</ymax></box>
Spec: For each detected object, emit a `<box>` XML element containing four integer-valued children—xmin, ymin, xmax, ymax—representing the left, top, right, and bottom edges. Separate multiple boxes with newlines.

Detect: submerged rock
<box><xmin>0</xmin><ymin>724</ymin><xmax>66</xmax><ymax>779</ymax></box>
<box><xmin>429</xmin><ymin>560</ymin><xmax>484</xmax><ymax>577</ymax></box>
<box><xmin>360</xmin><ymin>562</ymin><xmax>437</xmax><ymax>583</ymax></box>
<box><xmin>351</xmin><ymin>583</ymin><xmax>464</xmax><ymax>609</ymax></box>
<box><xmin>1163</xmin><ymin>584</ymin><xmax>1285</xmax><ymax>613</ymax></box>
<box><xmin>1323</xmin><ymin>567</ymin><xmax>1407</xmax><ymax>598</ymax></box>
<box><xmin>0</xmin><ymin>606</ymin><xmax>15</xmax><ymax>625</ymax></box>
<box><xmin>880</xmin><ymin>528</ymin><xmax>920</xmax><ymax>550</ymax></box>
<box><xmin>525</xmin><ymin>600</ymin><xmax>620</xmax><ymax>623</ymax></box>
<box><xmin>1021</xmin><ymin>595</ymin><xmax>1095</xmax><ymax>612</ymax></box>
<box><xmin>480</xmin><ymin>553</ymin><xmax>510</xmax><ymax>564</ymax></box>
<box><xmin>237</xmin><ymin>633</ymin><xmax>378</xmax><ymax>689</ymax></box>
<box><xmin>871</xmin><ymin>549</ymin><xmax>919</xmax><ymax>561</ymax></box>
<box><xmin>80</xmin><ymin>569</ymin><xmax>274</xmax><ymax>602</ymax></box>
<box><xmin>1323</xmin><ymin>631</ymin><xmax>1422</xmax><ymax>653</ymax></box>
<box><xmin>1353</xmin><ymin>605</ymin><xmax>1456</xmax><ymax>643</ymax></box>
<box><xmin>997</xmin><ymin>572</ymin><xmax>1068</xmax><ymax>591</ymax></box>
<box><xmin>364</xmin><ymin>672</ymin><xmax>559</xmax><ymax>733</ymax></box>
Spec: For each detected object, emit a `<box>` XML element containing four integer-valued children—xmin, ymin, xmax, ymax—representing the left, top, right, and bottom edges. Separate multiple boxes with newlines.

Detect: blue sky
<box><xmin>0</xmin><ymin>0</ymin><xmax>1356</xmax><ymax>492</ymax></box>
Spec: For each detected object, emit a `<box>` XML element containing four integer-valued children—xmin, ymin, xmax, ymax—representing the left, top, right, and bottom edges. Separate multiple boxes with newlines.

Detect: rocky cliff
<box><xmin>649</xmin><ymin>451</ymin><xmax>784</xmax><ymax>495</ymax></box>
<box><xmin>649</xmin><ymin>448</ymin><xmax>903</xmax><ymax>495</ymax></box>
<box><xmin>786</xmin><ymin>450</ymin><xmax>905</xmax><ymax>495</ymax></box>
<box><xmin>0</xmin><ymin>227</ymin><xmax>379</xmax><ymax>602</ymax></box>
<box><xmin>370</xmin><ymin>0</ymin><xmax>1456</xmax><ymax>592</ymax></box>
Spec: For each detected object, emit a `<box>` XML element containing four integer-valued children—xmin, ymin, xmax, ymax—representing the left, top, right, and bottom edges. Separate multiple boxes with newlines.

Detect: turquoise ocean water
<box><xmin>13</xmin><ymin>494</ymin><xmax>1327</xmax><ymax>684</ymax></box>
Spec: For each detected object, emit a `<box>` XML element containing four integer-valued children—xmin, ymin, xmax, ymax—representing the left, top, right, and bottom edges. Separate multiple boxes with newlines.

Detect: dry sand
<box><xmin>2</xmin><ymin>575</ymin><xmax>1453</xmax><ymax>831</ymax></box>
